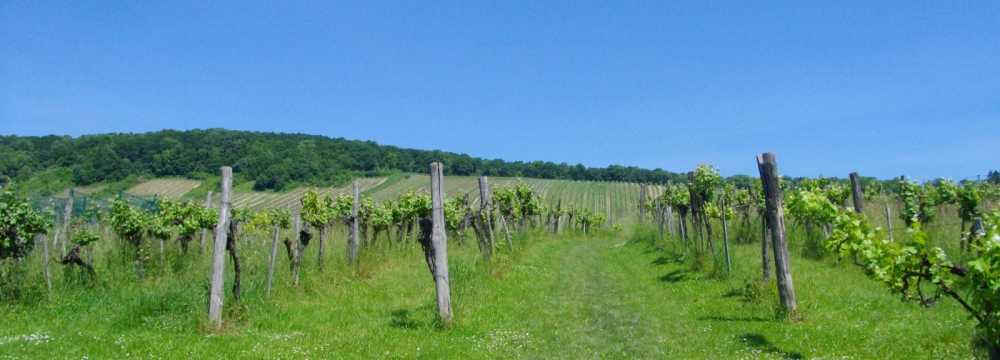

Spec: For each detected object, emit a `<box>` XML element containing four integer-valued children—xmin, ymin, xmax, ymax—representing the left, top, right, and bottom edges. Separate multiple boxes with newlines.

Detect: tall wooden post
<box><xmin>348</xmin><ymin>181</ymin><xmax>360</xmax><ymax>266</ymax></box>
<box><xmin>266</xmin><ymin>224</ymin><xmax>280</xmax><ymax>297</ymax></box>
<box><xmin>200</xmin><ymin>190</ymin><xmax>213</xmax><ymax>253</ymax></box>
<box><xmin>639</xmin><ymin>183</ymin><xmax>647</xmax><ymax>224</ymax></box>
<box><xmin>61</xmin><ymin>189</ymin><xmax>74</xmax><ymax>257</ymax></box>
<box><xmin>39</xmin><ymin>233</ymin><xmax>52</xmax><ymax>296</ymax></box>
<box><xmin>291</xmin><ymin>212</ymin><xmax>302</xmax><ymax>286</ymax></box>
<box><xmin>721</xmin><ymin>195</ymin><xmax>732</xmax><ymax>272</ymax></box>
<box><xmin>849</xmin><ymin>172</ymin><xmax>864</xmax><ymax>213</ymax></box>
<box><xmin>430</xmin><ymin>162</ymin><xmax>453</xmax><ymax>325</ymax></box>
<box><xmin>208</xmin><ymin>166</ymin><xmax>232</xmax><ymax>328</ymax></box>
<box><xmin>656</xmin><ymin>199</ymin><xmax>665</xmax><ymax>240</ymax></box>
<box><xmin>478</xmin><ymin>176</ymin><xmax>495</xmax><ymax>250</ymax></box>
<box><xmin>756</xmin><ymin>153</ymin><xmax>798</xmax><ymax>317</ymax></box>
<box><xmin>665</xmin><ymin>205</ymin><xmax>674</xmax><ymax>239</ymax></box>
<box><xmin>884</xmin><ymin>204</ymin><xmax>894</xmax><ymax>241</ymax></box>
<box><xmin>553</xmin><ymin>199</ymin><xmax>562</xmax><ymax>234</ymax></box>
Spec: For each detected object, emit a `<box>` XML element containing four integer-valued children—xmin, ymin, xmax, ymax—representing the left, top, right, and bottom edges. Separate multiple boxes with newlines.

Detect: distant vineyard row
<box><xmin>114</xmin><ymin>175</ymin><xmax>662</xmax><ymax>225</ymax></box>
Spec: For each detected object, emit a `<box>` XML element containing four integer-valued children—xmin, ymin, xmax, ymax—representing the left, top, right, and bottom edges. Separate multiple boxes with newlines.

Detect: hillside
<box><xmin>0</xmin><ymin>129</ymin><xmax>685</xmax><ymax>195</ymax></box>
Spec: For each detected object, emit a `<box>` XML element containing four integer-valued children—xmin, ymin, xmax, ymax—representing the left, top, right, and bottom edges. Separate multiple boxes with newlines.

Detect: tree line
<box><xmin>0</xmin><ymin>129</ymin><xmax>688</xmax><ymax>192</ymax></box>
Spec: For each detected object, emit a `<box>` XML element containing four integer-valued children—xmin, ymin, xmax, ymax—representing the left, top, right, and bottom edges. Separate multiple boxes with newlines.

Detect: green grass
<box><xmin>0</xmin><ymin>225</ymin><xmax>979</xmax><ymax>358</ymax></box>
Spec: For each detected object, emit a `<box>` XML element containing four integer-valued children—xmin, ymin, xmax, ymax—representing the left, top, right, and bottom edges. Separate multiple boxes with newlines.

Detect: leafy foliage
<box><xmin>71</xmin><ymin>228</ymin><xmax>100</xmax><ymax>247</ymax></box>
<box><xmin>898</xmin><ymin>179</ymin><xmax>936</xmax><ymax>227</ymax></box>
<box><xmin>691</xmin><ymin>164</ymin><xmax>722</xmax><ymax>202</ymax></box>
<box><xmin>827</xmin><ymin>209</ymin><xmax>1000</xmax><ymax>349</ymax></box>
<box><xmin>0</xmin><ymin>188</ymin><xmax>51</xmax><ymax>260</ymax></box>
<box><xmin>785</xmin><ymin>187</ymin><xmax>838</xmax><ymax>226</ymax></box>
<box><xmin>109</xmin><ymin>199</ymin><xmax>149</xmax><ymax>246</ymax></box>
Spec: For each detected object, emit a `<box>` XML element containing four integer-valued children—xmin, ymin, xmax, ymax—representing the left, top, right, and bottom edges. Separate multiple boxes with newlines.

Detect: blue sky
<box><xmin>2</xmin><ymin>1</ymin><xmax>998</xmax><ymax>180</ymax></box>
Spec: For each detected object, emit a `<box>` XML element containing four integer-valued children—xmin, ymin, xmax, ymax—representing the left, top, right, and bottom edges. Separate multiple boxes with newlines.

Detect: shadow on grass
<box><xmin>651</xmin><ymin>254</ymin><xmax>684</xmax><ymax>266</ymax></box>
<box><xmin>658</xmin><ymin>269</ymin><xmax>689</xmax><ymax>283</ymax></box>
<box><xmin>737</xmin><ymin>333</ymin><xmax>803</xmax><ymax>359</ymax></box>
<box><xmin>389</xmin><ymin>309</ymin><xmax>423</xmax><ymax>329</ymax></box>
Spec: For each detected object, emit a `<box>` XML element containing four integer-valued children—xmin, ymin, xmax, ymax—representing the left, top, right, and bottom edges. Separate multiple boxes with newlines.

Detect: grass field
<box><xmin>0</xmin><ymin>227</ymin><xmax>978</xmax><ymax>358</ymax></box>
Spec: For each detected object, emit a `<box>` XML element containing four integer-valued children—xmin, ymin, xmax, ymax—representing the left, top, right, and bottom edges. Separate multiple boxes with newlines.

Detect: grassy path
<box><xmin>0</xmin><ymin>233</ymin><xmax>976</xmax><ymax>358</ymax></box>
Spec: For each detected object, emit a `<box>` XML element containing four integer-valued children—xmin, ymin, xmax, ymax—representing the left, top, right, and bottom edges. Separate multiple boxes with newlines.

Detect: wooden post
<box><xmin>61</xmin><ymin>190</ymin><xmax>74</xmax><ymax>257</ymax></box>
<box><xmin>208</xmin><ymin>166</ymin><xmax>232</xmax><ymax>328</ymax></box>
<box><xmin>266</xmin><ymin>224</ymin><xmax>280</xmax><ymax>297</ymax></box>
<box><xmin>665</xmin><ymin>205</ymin><xmax>674</xmax><ymax>240</ymax></box>
<box><xmin>721</xmin><ymin>195</ymin><xmax>732</xmax><ymax>272</ymax></box>
<box><xmin>849</xmin><ymin>172</ymin><xmax>864</xmax><ymax>213</ymax></box>
<box><xmin>200</xmin><ymin>191</ymin><xmax>213</xmax><ymax>254</ymax></box>
<box><xmin>478</xmin><ymin>176</ymin><xmax>495</xmax><ymax>250</ymax></box>
<box><xmin>656</xmin><ymin>199</ymin><xmax>665</xmax><ymax>240</ymax></box>
<box><xmin>756</xmin><ymin>153</ymin><xmax>798</xmax><ymax>317</ymax></box>
<box><xmin>292</xmin><ymin>212</ymin><xmax>302</xmax><ymax>286</ymax></box>
<box><xmin>553</xmin><ymin>199</ymin><xmax>562</xmax><ymax>234</ymax></box>
<box><xmin>429</xmin><ymin>162</ymin><xmax>453</xmax><ymax>325</ymax></box>
<box><xmin>884</xmin><ymin>203</ymin><xmax>894</xmax><ymax>241</ymax></box>
<box><xmin>348</xmin><ymin>181</ymin><xmax>360</xmax><ymax>266</ymax></box>
<box><xmin>39</xmin><ymin>233</ymin><xmax>52</xmax><ymax>296</ymax></box>
<box><xmin>639</xmin><ymin>183</ymin><xmax>647</xmax><ymax>224</ymax></box>
<box><xmin>317</xmin><ymin>225</ymin><xmax>327</xmax><ymax>270</ymax></box>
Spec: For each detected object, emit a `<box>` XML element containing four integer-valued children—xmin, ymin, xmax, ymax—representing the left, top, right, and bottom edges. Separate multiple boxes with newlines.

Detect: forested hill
<box><xmin>0</xmin><ymin>129</ymin><xmax>686</xmax><ymax>191</ymax></box>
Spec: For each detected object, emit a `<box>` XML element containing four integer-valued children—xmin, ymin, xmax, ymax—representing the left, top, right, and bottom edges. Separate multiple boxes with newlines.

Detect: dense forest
<box><xmin>0</xmin><ymin>129</ymin><xmax>689</xmax><ymax>191</ymax></box>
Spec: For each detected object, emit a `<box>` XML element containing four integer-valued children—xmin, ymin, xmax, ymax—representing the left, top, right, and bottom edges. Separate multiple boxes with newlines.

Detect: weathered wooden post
<box><xmin>721</xmin><ymin>194</ymin><xmax>732</xmax><ymax>272</ymax></box>
<box><xmin>348</xmin><ymin>181</ymin><xmax>360</xmax><ymax>266</ymax></box>
<box><xmin>208</xmin><ymin>166</ymin><xmax>232</xmax><ymax>328</ymax></box>
<box><xmin>656</xmin><ymin>198</ymin><xmax>665</xmax><ymax>240</ymax></box>
<box><xmin>317</xmin><ymin>218</ymin><xmax>327</xmax><ymax>270</ymax></box>
<box><xmin>553</xmin><ymin>199</ymin><xmax>562</xmax><ymax>234</ymax></box>
<box><xmin>639</xmin><ymin>183</ymin><xmax>647</xmax><ymax>224</ymax></box>
<box><xmin>429</xmin><ymin>162</ymin><xmax>453</xmax><ymax>325</ymax></box>
<box><xmin>665</xmin><ymin>204</ymin><xmax>674</xmax><ymax>240</ymax></box>
<box><xmin>291</xmin><ymin>212</ymin><xmax>303</xmax><ymax>286</ymax></box>
<box><xmin>849</xmin><ymin>172</ymin><xmax>864</xmax><ymax>214</ymax></box>
<box><xmin>39</xmin><ymin>233</ymin><xmax>52</xmax><ymax>296</ymax></box>
<box><xmin>478</xmin><ymin>176</ymin><xmax>495</xmax><ymax>250</ymax></box>
<box><xmin>61</xmin><ymin>189</ymin><xmax>74</xmax><ymax>257</ymax></box>
<box><xmin>266</xmin><ymin>222</ymin><xmax>280</xmax><ymax>297</ymax></box>
<box><xmin>200</xmin><ymin>190</ymin><xmax>213</xmax><ymax>254</ymax></box>
<box><xmin>884</xmin><ymin>203</ymin><xmax>894</xmax><ymax>241</ymax></box>
<box><xmin>757</xmin><ymin>153</ymin><xmax>798</xmax><ymax>318</ymax></box>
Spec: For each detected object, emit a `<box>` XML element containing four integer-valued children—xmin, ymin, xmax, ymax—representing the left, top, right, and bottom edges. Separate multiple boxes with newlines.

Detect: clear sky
<box><xmin>2</xmin><ymin>1</ymin><xmax>998</xmax><ymax>180</ymax></box>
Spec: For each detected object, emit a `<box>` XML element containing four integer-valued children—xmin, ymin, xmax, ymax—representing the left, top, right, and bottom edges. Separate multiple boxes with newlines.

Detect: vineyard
<box><xmin>111</xmin><ymin>174</ymin><xmax>662</xmax><ymax>225</ymax></box>
<box><xmin>1</xmin><ymin>157</ymin><xmax>1000</xmax><ymax>359</ymax></box>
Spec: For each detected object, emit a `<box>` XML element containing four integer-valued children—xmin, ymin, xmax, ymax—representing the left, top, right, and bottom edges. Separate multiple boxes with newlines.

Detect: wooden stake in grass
<box><xmin>721</xmin><ymin>194</ymin><xmax>732</xmax><ymax>273</ymax></box>
<box><xmin>756</xmin><ymin>152</ymin><xmax>798</xmax><ymax>318</ymax></box>
<box><xmin>426</xmin><ymin>162</ymin><xmax>453</xmax><ymax>325</ymax></box>
<box><xmin>478</xmin><ymin>176</ymin><xmax>495</xmax><ymax>258</ymax></box>
<box><xmin>208</xmin><ymin>166</ymin><xmax>232</xmax><ymax>328</ymax></box>
<box><xmin>639</xmin><ymin>183</ymin><xmax>647</xmax><ymax>224</ymax></box>
<box><xmin>266</xmin><ymin>223</ymin><xmax>280</xmax><ymax>297</ymax></box>
<box><xmin>39</xmin><ymin>233</ymin><xmax>52</xmax><ymax>297</ymax></box>
<box><xmin>348</xmin><ymin>181</ymin><xmax>360</xmax><ymax>266</ymax></box>
<box><xmin>884</xmin><ymin>204</ymin><xmax>894</xmax><ymax>241</ymax></box>
<box><xmin>200</xmin><ymin>190</ymin><xmax>213</xmax><ymax>254</ymax></box>
<box><xmin>61</xmin><ymin>189</ymin><xmax>74</xmax><ymax>257</ymax></box>
<box><xmin>849</xmin><ymin>172</ymin><xmax>864</xmax><ymax>214</ymax></box>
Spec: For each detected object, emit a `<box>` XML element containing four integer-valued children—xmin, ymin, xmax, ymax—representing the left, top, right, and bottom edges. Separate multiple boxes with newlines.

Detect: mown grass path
<box><xmin>0</xmin><ymin>234</ymin><xmax>974</xmax><ymax>359</ymax></box>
